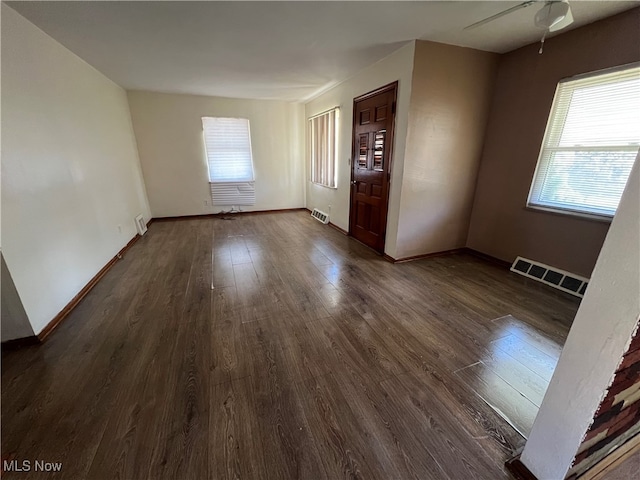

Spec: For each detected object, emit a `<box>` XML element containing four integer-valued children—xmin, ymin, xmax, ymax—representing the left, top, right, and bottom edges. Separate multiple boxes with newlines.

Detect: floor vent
<box><xmin>310</xmin><ymin>208</ymin><xmax>330</xmax><ymax>224</ymax></box>
<box><xmin>511</xmin><ymin>256</ymin><xmax>589</xmax><ymax>298</ymax></box>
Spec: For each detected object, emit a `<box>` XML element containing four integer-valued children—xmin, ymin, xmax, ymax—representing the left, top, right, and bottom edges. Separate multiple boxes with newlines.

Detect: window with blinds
<box><xmin>528</xmin><ymin>64</ymin><xmax>640</xmax><ymax>218</ymax></box>
<box><xmin>202</xmin><ymin>117</ymin><xmax>255</xmax><ymax>205</ymax></box>
<box><xmin>309</xmin><ymin>108</ymin><xmax>339</xmax><ymax>188</ymax></box>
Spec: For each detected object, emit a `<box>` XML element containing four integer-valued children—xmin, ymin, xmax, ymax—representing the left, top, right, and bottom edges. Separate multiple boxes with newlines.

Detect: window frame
<box><xmin>309</xmin><ymin>107</ymin><xmax>339</xmax><ymax>189</ymax></box>
<box><xmin>526</xmin><ymin>63</ymin><xmax>640</xmax><ymax>221</ymax></box>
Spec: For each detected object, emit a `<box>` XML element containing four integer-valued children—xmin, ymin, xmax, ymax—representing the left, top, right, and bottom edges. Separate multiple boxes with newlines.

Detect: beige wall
<box><xmin>1</xmin><ymin>5</ymin><xmax>151</xmax><ymax>335</ymax></box>
<box><xmin>467</xmin><ymin>8</ymin><xmax>640</xmax><ymax>277</ymax></box>
<box><xmin>305</xmin><ymin>42</ymin><xmax>415</xmax><ymax>259</ymax></box>
<box><xmin>127</xmin><ymin>91</ymin><xmax>305</xmax><ymax>217</ymax></box>
<box><xmin>394</xmin><ymin>41</ymin><xmax>497</xmax><ymax>259</ymax></box>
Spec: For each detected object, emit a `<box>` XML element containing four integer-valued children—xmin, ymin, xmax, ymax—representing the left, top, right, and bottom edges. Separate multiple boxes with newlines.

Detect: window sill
<box><xmin>525</xmin><ymin>205</ymin><xmax>613</xmax><ymax>224</ymax></box>
<box><xmin>309</xmin><ymin>181</ymin><xmax>338</xmax><ymax>190</ymax></box>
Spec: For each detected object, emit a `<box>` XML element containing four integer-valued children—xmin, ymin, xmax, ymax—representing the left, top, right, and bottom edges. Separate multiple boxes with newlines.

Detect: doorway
<box><xmin>349</xmin><ymin>82</ymin><xmax>397</xmax><ymax>254</ymax></box>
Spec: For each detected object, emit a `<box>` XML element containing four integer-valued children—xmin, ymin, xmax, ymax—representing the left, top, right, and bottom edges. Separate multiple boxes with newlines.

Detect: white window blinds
<box><xmin>528</xmin><ymin>65</ymin><xmax>640</xmax><ymax>218</ymax></box>
<box><xmin>203</xmin><ymin>117</ymin><xmax>254</xmax><ymax>182</ymax></box>
<box><xmin>202</xmin><ymin>117</ymin><xmax>255</xmax><ymax>205</ymax></box>
<box><xmin>309</xmin><ymin>108</ymin><xmax>338</xmax><ymax>188</ymax></box>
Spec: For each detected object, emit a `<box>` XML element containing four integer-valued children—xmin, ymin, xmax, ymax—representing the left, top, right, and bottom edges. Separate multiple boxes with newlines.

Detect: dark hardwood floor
<box><xmin>455</xmin><ymin>313</ymin><xmax>565</xmax><ymax>438</ymax></box>
<box><xmin>1</xmin><ymin>211</ymin><xmax>580</xmax><ymax>479</ymax></box>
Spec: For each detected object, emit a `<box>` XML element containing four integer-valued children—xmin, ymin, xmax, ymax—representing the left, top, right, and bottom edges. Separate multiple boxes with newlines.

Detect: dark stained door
<box><xmin>349</xmin><ymin>82</ymin><xmax>397</xmax><ymax>253</ymax></box>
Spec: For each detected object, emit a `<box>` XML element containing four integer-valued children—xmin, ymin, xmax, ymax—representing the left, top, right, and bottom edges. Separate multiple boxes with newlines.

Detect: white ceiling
<box><xmin>6</xmin><ymin>1</ymin><xmax>638</xmax><ymax>101</ymax></box>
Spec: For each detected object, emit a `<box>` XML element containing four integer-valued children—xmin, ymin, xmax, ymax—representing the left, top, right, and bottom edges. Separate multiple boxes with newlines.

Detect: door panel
<box><xmin>356</xmin><ymin>203</ymin><xmax>368</xmax><ymax>229</ymax></box>
<box><xmin>375</xmin><ymin>106</ymin><xmax>388</xmax><ymax>122</ymax></box>
<box><xmin>349</xmin><ymin>82</ymin><xmax>397</xmax><ymax>253</ymax></box>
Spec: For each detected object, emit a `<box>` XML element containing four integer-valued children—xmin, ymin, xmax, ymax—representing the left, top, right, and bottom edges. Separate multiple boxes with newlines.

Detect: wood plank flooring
<box><xmin>1</xmin><ymin>211</ymin><xmax>580</xmax><ymax>479</ymax></box>
<box><xmin>455</xmin><ymin>314</ymin><xmax>566</xmax><ymax>437</ymax></box>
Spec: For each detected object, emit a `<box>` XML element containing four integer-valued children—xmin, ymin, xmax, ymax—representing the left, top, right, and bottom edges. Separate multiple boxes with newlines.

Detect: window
<box><xmin>309</xmin><ymin>108</ymin><xmax>339</xmax><ymax>188</ymax></box>
<box><xmin>202</xmin><ymin>117</ymin><xmax>255</xmax><ymax>205</ymax></box>
<box><xmin>528</xmin><ymin>64</ymin><xmax>640</xmax><ymax>218</ymax></box>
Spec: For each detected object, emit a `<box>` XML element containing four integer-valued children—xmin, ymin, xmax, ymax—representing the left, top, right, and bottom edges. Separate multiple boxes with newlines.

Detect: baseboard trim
<box><xmin>153</xmin><ymin>207</ymin><xmax>306</xmax><ymax>222</ymax></box>
<box><xmin>463</xmin><ymin>247</ymin><xmax>512</xmax><ymax>268</ymax></box>
<box><xmin>506</xmin><ymin>455</ymin><xmax>538</xmax><ymax>480</ymax></box>
<box><xmin>384</xmin><ymin>248</ymin><xmax>465</xmax><ymax>264</ymax></box>
<box><xmin>303</xmin><ymin>208</ymin><xmax>349</xmax><ymax>236</ymax></box>
<box><xmin>328</xmin><ymin>222</ymin><xmax>349</xmax><ymax>236</ymax></box>
<box><xmin>384</xmin><ymin>247</ymin><xmax>512</xmax><ymax>267</ymax></box>
<box><xmin>1</xmin><ymin>335</ymin><xmax>40</xmax><ymax>349</ymax></box>
<box><xmin>36</xmin><ymin>233</ymin><xmax>142</xmax><ymax>342</ymax></box>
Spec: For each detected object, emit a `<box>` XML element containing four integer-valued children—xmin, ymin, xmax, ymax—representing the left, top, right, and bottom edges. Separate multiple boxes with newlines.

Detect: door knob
<box><xmin>351</xmin><ymin>180</ymin><xmax>357</xmax><ymax>185</ymax></box>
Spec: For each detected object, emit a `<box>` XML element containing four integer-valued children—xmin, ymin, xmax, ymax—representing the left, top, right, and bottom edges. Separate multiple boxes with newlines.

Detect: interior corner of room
<box><xmin>2</xmin><ymin>2</ymin><xmax>640</xmax><ymax>480</ymax></box>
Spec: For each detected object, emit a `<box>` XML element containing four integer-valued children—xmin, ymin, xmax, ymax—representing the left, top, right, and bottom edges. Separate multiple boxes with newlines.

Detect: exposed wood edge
<box><xmin>506</xmin><ymin>454</ymin><xmax>539</xmax><ymax>480</ymax></box>
<box><xmin>1</xmin><ymin>335</ymin><xmax>40</xmax><ymax>349</ymax></box>
<box><xmin>36</xmin><ymin>233</ymin><xmax>141</xmax><ymax>342</ymax></box>
<box><xmin>384</xmin><ymin>248</ymin><xmax>466</xmax><ymax>264</ymax></box>
<box><xmin>463</xmin><ymin>247</ymin><xmax>512</xmax><ymax>269</ymax></box>
<box><xmin>153</xmin><ymin>207</ymin><xmax>306</xmax><ymax>222</ymax></box>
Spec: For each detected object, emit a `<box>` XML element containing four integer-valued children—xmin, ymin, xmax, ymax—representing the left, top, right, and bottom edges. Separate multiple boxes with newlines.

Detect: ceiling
<box><xmin>6</xmin><ymin>1</ymin><xmax>638</xmax><ymax>102</ymax></box>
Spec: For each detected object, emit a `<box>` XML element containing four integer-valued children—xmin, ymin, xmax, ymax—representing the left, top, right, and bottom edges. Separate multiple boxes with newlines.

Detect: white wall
<box><xmin>305</xmin><ymin>42</ymin><xmax>415</xmax><ymax>259</ymax></box>
<box><xmin>127</xmin><ymin>91</ymin><xmax>305</xmax><ymax>217</ymax></box>
<box><xmin>1</xmin><ymin>5</ymin><xmax>151</xmax><ymax>335</ymax></box>
<box><xmin>521</xmin><ymin>157</ymin><xmax>640</xmax><ymax>479</ymax></box>
<box><xmin>1</xmin><ymin>252</ymin><xmax>34</xmax><ymax>342</ymax></box>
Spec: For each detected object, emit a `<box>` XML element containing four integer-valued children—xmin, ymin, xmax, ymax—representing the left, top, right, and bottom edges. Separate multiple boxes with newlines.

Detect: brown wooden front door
<box><xmin>349</xmin><ymin>82</ymin><xmax>397</xmax><ymax>254</ymax></box>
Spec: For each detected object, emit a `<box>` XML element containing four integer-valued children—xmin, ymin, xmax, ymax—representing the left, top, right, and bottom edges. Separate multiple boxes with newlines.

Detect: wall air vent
<box><xmin>511</xmin><ymin>256</ymin><xmax>589</xmax><ymax>298</ymax></box>
<box><xmin>134</xmin><ymin>214</ymin><xmax>147</xmax><ymax>236</ymax></box>
<box><xmin>311</xmin><ymin>208</ymin><xmax>330</xmax><ymax>224</ymax></box>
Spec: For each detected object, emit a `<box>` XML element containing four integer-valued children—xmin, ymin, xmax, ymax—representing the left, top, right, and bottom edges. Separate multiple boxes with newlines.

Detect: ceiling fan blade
<box><xmin>535</xmin><ymin>0</ymin><xmax>571</xmax><ymax>30</ymax></box>
<box><xmin>549</xmin><ymin>3</ymin><xmax>574</xmax><ymax>32</ymax></box>
<box><xmin>464</xmin><ymin>1</ymin><xmax>536</xmax><ymax>30</ymax></box>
